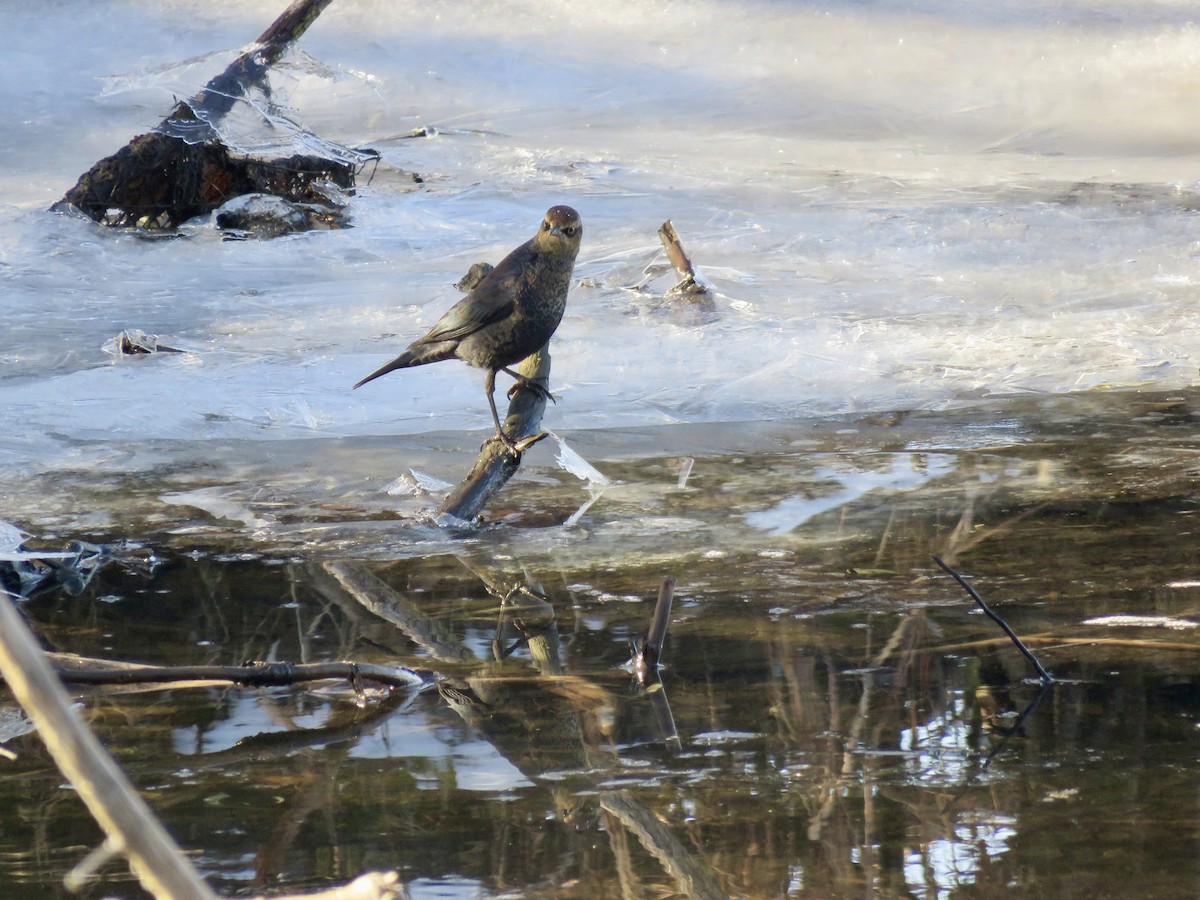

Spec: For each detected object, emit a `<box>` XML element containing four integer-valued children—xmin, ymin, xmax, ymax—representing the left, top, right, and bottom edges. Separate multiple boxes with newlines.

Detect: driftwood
<box><xmin>437</xmin><ymin>344</ymin><xmax>552</xmax><ymax>522</ymax></box>
<box><xmin>53</xmin><ymin>0</ymin><xmax>367</xmax><ymax>229</ymax></box>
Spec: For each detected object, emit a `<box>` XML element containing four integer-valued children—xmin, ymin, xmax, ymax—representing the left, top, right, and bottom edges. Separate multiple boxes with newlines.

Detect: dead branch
<box><xmin>320</xmin><ymin>561</ymin><xmax>476</xmax><ymax>663</ymax></box>
<box><xmin>632</xmin><ymin>576</ymin><xmax>675</xmax><ymax>685</ymax></box>
<box><xmin>658</xmin><ymin>220</ymin><xmax>710</xmax><ymax>296</ymax></box>
<box><xmin>437</xmin><ymin>344</ymin><xmax>552</xmax><ymax>522</ymax></box>
<box><xmin>45</xmin><ymin>652</ymin><xmax>429</xmax><ymax>692</ymax></box>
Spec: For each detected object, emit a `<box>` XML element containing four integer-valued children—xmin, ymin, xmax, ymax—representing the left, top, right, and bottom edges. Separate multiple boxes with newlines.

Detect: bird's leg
<box><xmin>501</xmin><ymin>366</ymin><xmax>556</xmax><ymax>403</ymax></box>
<box><xmin>483</xmin><ymin>369</ymin><xmax>548</xmax><ymax>456</ymax></box>
<box><xmin>484</xmin><ymin>369</ymin><xmax>520</xmax><ymax>453</ymax></box>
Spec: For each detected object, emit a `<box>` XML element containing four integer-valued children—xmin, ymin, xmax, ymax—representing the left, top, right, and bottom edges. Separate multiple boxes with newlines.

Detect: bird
<box><xmin>354</xmin><ymin>205</ymin><xmax>582</xmax><ymax>454</ymax></box>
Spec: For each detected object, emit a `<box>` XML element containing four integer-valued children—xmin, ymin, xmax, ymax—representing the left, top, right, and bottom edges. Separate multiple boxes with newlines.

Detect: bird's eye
<box><xmin>563</xmin><ymin>226</ymin><xmax>577</xmax><ymax>237</ymax></box>
<box><xmin>542</xmin><ymin>221</ymin><xmax>550</xmax><ymax>231</ymax></box>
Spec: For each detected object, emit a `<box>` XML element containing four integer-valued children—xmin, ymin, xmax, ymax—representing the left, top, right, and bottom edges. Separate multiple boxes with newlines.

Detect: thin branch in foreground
<box><xmin>0</xmin><ymin>590</ymin><xmax>217</xmax><ymax>899</ymax></box>
<box><xmin>932</xmin><ymin>556</ymin><xmax>1055</xmax><ymax>684</ymax></box>
<box><xmin>0</xmin><ymin>591</ymin><xmax>406</xmax><ymax>899</ymax></box>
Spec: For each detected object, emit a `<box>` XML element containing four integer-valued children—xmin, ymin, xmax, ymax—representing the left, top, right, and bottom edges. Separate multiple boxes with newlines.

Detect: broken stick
<box><xmin>657</xmin><ymin>220</ymin><xmax>709</xmax><ymax>295</ymax></box>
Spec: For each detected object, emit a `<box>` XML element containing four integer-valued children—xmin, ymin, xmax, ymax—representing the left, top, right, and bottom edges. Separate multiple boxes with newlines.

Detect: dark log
<box><xmin>53</xmin><ymin>0</ymin><xmax>365</xmax><ymax>229</ymax></box>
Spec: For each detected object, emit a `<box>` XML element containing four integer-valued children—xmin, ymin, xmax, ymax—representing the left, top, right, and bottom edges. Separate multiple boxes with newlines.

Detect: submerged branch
<box><xmin>46</xmin><ymin>653</ymin><xmax>429</xmax><ymax>692</ymax></box>
<box><xmin>600</xmin><ymin>792</ymin><xmax>728</xmax><ymax>900</ymax></box>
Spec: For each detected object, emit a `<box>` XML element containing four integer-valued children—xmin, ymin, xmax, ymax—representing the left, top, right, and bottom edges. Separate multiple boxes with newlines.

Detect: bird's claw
<box><xmin>507</xmin><ymin>379</ymin><xmax>556</xmax><ymax>404</ymax></box>
<box><xmin>482</xmin><ymin>430</ymin><xmax>550</xmax><ymax>456</ymax></box>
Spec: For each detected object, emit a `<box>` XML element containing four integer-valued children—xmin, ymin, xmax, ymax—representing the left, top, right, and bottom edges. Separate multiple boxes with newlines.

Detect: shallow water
<box><xmin>6</xmin><ymin>0</ymin><xmax>1200</xmax><ymax>897</ymax></box>
<box><xmin>5</xmin><ymin>391</ymin><xmax>1200</xmax><ymax>897</ymax></box>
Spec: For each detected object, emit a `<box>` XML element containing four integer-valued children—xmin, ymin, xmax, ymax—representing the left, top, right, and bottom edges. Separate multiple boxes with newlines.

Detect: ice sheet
<box><xmin>4</xmin><ymin>0</ymin><xmax>1200</xmax><ymax>520</ymax></box>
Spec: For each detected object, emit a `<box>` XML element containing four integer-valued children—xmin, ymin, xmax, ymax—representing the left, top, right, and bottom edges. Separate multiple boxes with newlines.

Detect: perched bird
<box><xmin>354</xmin><ymin>206</ymin><xmax>582</xmax><ymax>453</ymax></box>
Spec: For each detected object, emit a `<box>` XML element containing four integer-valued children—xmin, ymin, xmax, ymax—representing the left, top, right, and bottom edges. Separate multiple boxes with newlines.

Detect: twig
<box><xmin>46</xmin><ymin>654</ymin><xmax>429</xmax><ymax>692</ymax></box>
<box><xmin>932</xmin><ymin>556</ymin><xmax>1054</xmax><ymax>684</ymax></box>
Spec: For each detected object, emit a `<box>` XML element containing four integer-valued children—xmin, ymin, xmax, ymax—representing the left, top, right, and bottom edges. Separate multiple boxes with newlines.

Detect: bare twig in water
<box><xmin>933</xmin><ymin>555</ymin><xmax>1054</xmax><ymax>684</ymax></box>
<box><xmin>47</xmin><ymin>653</ymin><xmax>429</xmax><ymax>692</ymax></box>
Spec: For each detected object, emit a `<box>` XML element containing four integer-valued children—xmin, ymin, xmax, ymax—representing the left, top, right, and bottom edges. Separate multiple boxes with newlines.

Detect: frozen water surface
<box><xmin>5</xmin><ymin>0</ymin><xmax>1200</xmax><ymax>518</ymax></box>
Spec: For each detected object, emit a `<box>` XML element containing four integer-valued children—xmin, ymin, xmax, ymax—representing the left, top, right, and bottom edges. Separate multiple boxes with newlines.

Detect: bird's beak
<box><xmin>550</xmin><ymin>225</ymin><xmax>563</xmax><ymax>237</ymax></box>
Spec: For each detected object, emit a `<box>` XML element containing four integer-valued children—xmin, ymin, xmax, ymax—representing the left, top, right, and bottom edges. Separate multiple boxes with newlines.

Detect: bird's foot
<box><xmin>506</xmin><ymin>377</ymin><xmax>556</xmax><ymax>404</ymax></box>
<box><xmin>483</xmin><ymin>429</ymin><xmax>549</xmax><ymax>456</ymax></box>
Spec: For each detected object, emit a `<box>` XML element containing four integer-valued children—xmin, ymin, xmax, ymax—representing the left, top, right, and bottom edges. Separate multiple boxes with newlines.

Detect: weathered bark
<box><xmin>437</xmin><ymin>345</ymin><xmax>553</xmax><ymax>522</ymax></box>
<box><xmin>54</xmin><ymin>0</ymin><xmax>361</xmax><ymax>228</ymax></box>
<box><xmin>658</xmin><ymin>219</ymin><xmax>710</xmax><ymax>295</ymax></box>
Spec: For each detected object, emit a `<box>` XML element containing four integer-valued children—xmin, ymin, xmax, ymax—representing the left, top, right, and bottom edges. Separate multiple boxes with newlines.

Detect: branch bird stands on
<box><xmin>355</xmin><ymin>206</ymin><xmax>582</xmax><ymax>455</ymax></box>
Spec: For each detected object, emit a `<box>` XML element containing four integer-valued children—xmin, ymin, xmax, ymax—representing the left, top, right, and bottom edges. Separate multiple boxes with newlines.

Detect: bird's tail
<box><xmin>353</xmin><ymin>343</ymin><xmax>456</xmax><ymax>389</ymax></box>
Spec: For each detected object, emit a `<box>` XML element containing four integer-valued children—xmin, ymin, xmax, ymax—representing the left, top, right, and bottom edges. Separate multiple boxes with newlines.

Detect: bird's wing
<box><xmin>416</xmin><ymin>245</ymin><xmax>531</xmax><ymax>345</ymax></box>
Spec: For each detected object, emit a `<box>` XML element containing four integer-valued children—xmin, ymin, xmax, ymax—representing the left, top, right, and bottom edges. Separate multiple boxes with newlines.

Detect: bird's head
<box><xmin>535</xmin><ymin>205</ymin><xmax>583</xmax><ymax>257</ymax></box>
